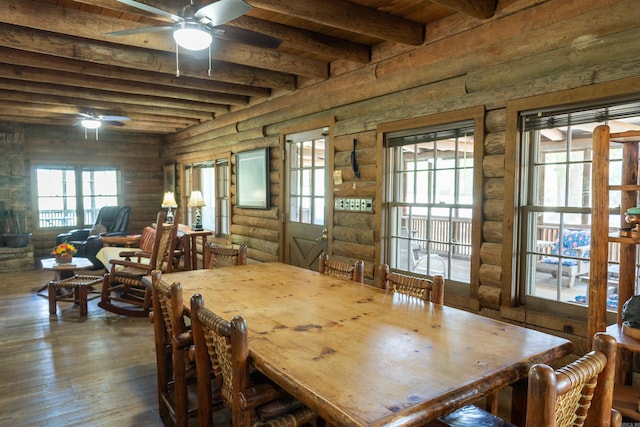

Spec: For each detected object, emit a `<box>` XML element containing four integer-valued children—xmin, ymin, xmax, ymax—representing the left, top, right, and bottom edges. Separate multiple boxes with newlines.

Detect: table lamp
<box><xmin>188</xmin><ymin>190</ymin><xmax>205</xmax><ymax>231</ymax></box>
<box><xmin>161</xmin><ymin>191</ymin><xmax>178</xmax><ymax>224</ymax></box>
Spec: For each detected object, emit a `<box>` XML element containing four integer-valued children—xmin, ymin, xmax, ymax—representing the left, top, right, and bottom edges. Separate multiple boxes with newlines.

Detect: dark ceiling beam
<box><xmin>246</xmin><ymin>0</ymin><xmax>425</xmax><ymax>46</ymax></box>
<box><xmin>0</xmin><ymin>1</ymin><xmax>328</xmax><ymax>79</ymax></box>
<box><xmin>429</xmin><ymin>0</ymin><xmax>498</xmax><ymax>19</ymax></box>
<box><xmin>231</xmin><ymin>15</ymin><xmax>371</xmax><ymax>63</ymax></box>
<box><xmin>0</xmin><ymin>24</ymin><xmax>296</xmax><ymax>90</ymax></box>
<box><xmin>0</xmin><ymin>87</ymin><xmax>215</xmax><ymax>122</ymax></box>
<box><xmin>0</xmin><ymin>103</ymin><xmax>197</xmax><ymax>130</ymax></box>
<box><xmin>0</xmin><ymin>63</ymin><xmax>249</xmax><ymax>107</ymax></box>
<box><xmin>0</xmin><ymin>78</ymin><xmax>229</xmax><ymax>114</ymax></box>
<box><xmin>0</xmin><ymin>47</ymin><xmax>271</xmax><ymax>98</ymax></box>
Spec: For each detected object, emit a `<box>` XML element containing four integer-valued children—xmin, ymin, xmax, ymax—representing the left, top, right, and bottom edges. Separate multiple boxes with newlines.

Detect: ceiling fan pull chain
<box><xmin>175</xmin><ymin>43</ymin><xmax>180</xmax><ymax>77</ymax></box>
<box><xmin>208</xmin><ymin>44</ymin><xmax>212</xmax><ymax>77</ymax></box>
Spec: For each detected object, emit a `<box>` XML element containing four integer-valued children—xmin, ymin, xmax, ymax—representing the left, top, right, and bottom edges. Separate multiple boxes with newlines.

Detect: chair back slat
<box><xmin>379</xmin><ymin>264</ymin><xmax>444</xmax><ymax>304</ymax></box>
<box><xmin>191</xmin><ymin>294</ymin><xmax>316</xmax><ymax>427</ymax></box>
<box><xmin>319</xmin><ymin>252</ymin><xmax>364</xmax><ymax>283</ymax></box>
<box><xmin>150</xmin><ymin>270</ymin><xmax>191</xmax><ymax>426</ymax></box>
<box><xmin>150</xmin><ymin>211</ymin><xmax>180</xmax><ymax>272</ymax></box>
<box><xmin>204</xmin><ymin>243</ymin><xmax>247</xmax><ymax>269</ymax></box>
<box><xmin>526</xmin><ymin>332</ymin><xmax>618</xmax><ymax>427</ymax></box>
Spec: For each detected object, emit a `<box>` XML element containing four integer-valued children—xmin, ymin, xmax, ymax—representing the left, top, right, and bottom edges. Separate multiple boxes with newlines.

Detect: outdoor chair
<box><xmin>98</xmin><ymin>210</ymin><xmax>179</xmax><ymax>317</ymax></box>
<box><xmin>435</xmin><ymin>332</ymin><xmax>621</xmax><ymax>427</ymax></box>
<box><xmin>190</xmin><ymin>293</ymin><xmax>317</xmax><ymax>427</ymax></box>
<box><xmin>203</xmin><ymin>243</ymin><xmax>247</xmax><ymax>269</ymax></box>
<box><xmin>378</xmin><ymin>264</ymin><xmax>444</xmax><ymax>304</ymax></box>
<box><xmin>318</xmin><ymin>252</ymin><xmax>364</xmax><ymax>283</ymax></box>
<box><xmin>536</xmin><ymin>229</ymin><xmax>591</xmax><ymax>288</ymax></box>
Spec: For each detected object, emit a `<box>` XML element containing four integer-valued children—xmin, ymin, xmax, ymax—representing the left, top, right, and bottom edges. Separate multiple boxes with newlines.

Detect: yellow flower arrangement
<box><xmin>51</xmin><ymin>242</ymin><xmax>77</xmax><ymax>256</ymax></box>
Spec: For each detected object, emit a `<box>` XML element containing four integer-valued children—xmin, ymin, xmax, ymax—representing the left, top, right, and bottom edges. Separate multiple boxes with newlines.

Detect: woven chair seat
<box><xmin>116</xmin><ymin>266</ymin><xmax>148</xmax><ymax>279</ymax></box>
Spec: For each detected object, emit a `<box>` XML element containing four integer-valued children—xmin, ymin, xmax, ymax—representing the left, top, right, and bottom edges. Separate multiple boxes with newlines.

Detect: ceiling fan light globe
<box><xmin>81</xmin><ymin>119</ymin><xmax>101</xmax><ymax>129</ymax></box>
<box><xmin>173</xmin><ymin>21</ymin><xmax>212</xmax><ymax>51</ymax></box>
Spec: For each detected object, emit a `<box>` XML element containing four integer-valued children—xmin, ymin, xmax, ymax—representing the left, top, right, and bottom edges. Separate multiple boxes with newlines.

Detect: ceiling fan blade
<box><xmin>99</xmin><ymin>115</ymin><xmax>131</xmax><ymax>122</ymax></box>
<box><xmin>77</xmin><ymin>112</ymin><xmax>93</xmax><ymax>119</ymax></box>
<box><xmin>106</xmin><ymin>121</ymin><xmax>127</xmax><ymax>127</ymax></box>
<box><xmin>212</xmin><ymin>25</ymin><xmax>281</xmax><ymax>49</ymax></box>
<box><xmin>116</xmin><ymin>0</ymin><xmax>182</xmax><ymax>22</ymax></box>
<box><xmin>107</xmin><ymin>26</ymin><xmax>172</xmax><ymax>37</ymax></box>
<box><xmin>195</xmin><ymin>0</ymin><xmax>252</xmax><ymax>27</ymax></box>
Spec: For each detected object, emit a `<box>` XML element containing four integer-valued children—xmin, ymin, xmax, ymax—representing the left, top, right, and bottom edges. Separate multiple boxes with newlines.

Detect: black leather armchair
<box><xmin>56</xmin><ymin>206</ymin><xmax>131</xmax><ymax>269</ymax></box>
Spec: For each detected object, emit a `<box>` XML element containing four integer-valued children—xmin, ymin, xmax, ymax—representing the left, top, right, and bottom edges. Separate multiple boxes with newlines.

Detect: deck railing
<box><xmin>38</xmin><ymin>209</ymin><xmax>99</xmax><ymax>229</ymax></box>
<box><xmin>409</xmin><ymin>216</ymin><xmax>472</xmax><ymax>257</ymax></box>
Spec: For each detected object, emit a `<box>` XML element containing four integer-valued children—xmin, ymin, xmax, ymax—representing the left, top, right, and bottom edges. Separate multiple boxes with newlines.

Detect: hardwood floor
<box><xmin>0</xmin><ymin>267</ymin><xmax>167</xmax><ymax>427</ymax></box>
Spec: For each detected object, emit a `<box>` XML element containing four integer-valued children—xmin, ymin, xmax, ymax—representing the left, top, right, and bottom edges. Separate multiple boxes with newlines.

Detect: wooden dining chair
<box><xmin>190</xmin><ymin>293</ymin><xmax>317</xmax><ymax>427</ymax></box>
<box><xmin>150</xmin><ymin>270</ymin><xmax>195</xmax><ymax>427</ymax></box>
<box><xmin>435</xmin><ymin>332</ymin><xmax>621</xmax><ymax>427</ymax></box>
<box><xmin>378</xmin><ymin>264</ymin><xmax>444</xmax><ymax>304</ymax></box>
<box><xmin>98</xmin><ymin>210</ymin><xmax>180</xmax><ymax>317</ymax></box>
<box><xmin>318</xmin><ymin>252</ymin><xmax>364</xmax><ymax>283</ymax></box>
<box><xmin>203</xmin><ymin>243</ymin><xmax>247</xmax><ymax>269</ymax></box>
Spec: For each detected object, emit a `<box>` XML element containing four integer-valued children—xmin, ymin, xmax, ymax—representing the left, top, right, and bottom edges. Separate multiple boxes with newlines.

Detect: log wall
<box><xmin>16</xmin><ymin>124</ymin><xmax>164</xmax><ymax>259</ymax></box>
<box><xmin>164</xmin><ymin>0</ymin><xmax>640</xmax><ymax>341</ymax></box>
<box><xmin>6</xmin><ymin>0</ymin><xmax>640</xmax><ymax>342</ymax></box>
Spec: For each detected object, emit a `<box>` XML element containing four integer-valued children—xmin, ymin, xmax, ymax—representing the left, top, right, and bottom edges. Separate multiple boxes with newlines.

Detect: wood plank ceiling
<box><xmin>0</xmin><ymin>0</ymin><xmax>496</xmax><ymax>135</ymax></box>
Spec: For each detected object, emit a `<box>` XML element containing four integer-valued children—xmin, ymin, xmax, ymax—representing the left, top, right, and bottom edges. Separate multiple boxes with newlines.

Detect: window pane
<box><xmin>314</xmin><ymin>197</ymin><xmax>325</xmax><ymax>225</ymax></box>
<box><xmin>314</xmin><ymin>169</ymin><xmax>324</xmax><ymax>197</ymax></box>
<box><xmin>290</xmin><ymin>170</ymin><xmax>299</xmax><ymax>196</ymax></box>
<box><xmin>301</xmin><ymin>169</ymin><xmax>311</xmax><ymax>196</ymax></box>
<box><xmin>290</xmin><ymin>196</ymin><xmax>300</xmax><ymax>222</ymax></box>
<box><xmin>385</xmin><ymin>120</ymin><xmax>474</xmax><ymax>284</ymax></box>
<box><xmin>36</xmin><ymin>167</ymin><xmax>77</xmax><ymax>228</ymax></box>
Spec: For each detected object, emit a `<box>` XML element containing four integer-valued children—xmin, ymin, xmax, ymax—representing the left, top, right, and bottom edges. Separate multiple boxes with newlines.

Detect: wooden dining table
<box><xmin>150</xmin><ymin>262</ymin><xmax>573</xmax><ymax>426</ymax></box>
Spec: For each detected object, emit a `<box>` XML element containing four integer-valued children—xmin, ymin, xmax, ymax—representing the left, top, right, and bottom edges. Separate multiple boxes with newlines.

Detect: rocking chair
<box><xmin>98</xmin><ymin>210</ymin><xmax>180</xmax><ymax>317</ymax></box>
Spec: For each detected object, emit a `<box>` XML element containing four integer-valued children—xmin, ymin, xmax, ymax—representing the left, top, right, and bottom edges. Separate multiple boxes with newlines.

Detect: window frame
<box><xmin>33</xmin><ymin>163</ymin><xmax>122</xmax><ymax>231</ymax></box>
<box><xmin>505</xmin><ymin>77</ymin><xmax>640</xmax><ymax>321</ymax></box>
<box><xmin>183</xmin><ymin>154</ymin><xmax>230</xmax><ymax>239</ymax></box>
<box><xmin>377</xmin><ymin>107</ymin><xmax>485</xmax><ymax>300</ymax></box>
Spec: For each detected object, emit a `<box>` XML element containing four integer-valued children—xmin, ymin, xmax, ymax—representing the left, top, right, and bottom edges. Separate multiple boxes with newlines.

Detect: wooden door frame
<box><xmin>279</xmin><ymin>117</ymin><xmax>335</xmax><ymax>263</ymax></box>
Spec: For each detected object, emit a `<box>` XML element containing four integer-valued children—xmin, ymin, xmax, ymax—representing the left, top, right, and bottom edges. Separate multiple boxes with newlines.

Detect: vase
<box><xmin>56</xmin><ymin>253</ymin><xmax>73</xmax><ymax>264</ymax></box>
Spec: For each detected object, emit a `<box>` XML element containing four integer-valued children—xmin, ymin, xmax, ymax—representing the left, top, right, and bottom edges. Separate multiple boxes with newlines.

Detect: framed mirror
<box><xmin>236</xmin><ymin>148</ymin><xmax>270</xmax><ymax>209</ymax></box>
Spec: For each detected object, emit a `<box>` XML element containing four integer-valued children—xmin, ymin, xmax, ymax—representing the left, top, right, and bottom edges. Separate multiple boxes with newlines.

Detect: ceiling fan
<box><xmin>75</xmin><ymin>111</ymin><xmax>131</xmax><ymax>139</ymax></box>
<box><xmin>108</xmin><ymin>0</ymin><xmax>282</xmax><ymax>75</ymax></box>
<box><xmin>76</xmin><ymin>111</ymin><xmax>130</xmax><ymax>128</ymax></box>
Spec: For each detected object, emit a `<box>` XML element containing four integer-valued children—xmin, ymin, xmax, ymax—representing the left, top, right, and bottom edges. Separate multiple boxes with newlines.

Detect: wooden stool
<box><xmin>48</xmin><ymin>275</ymin><xmax>103</xmax><ymax>316</ymax></box>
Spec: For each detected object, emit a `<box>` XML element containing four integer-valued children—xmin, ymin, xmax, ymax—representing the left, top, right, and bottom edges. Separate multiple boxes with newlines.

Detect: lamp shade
<box><xmin>161</xmin><ymin>191</ymin><xmax>178</xmax><ymax>208</ymax></box>
<box><xmin>173</xmin><ymin>21</ymin><xmax>212</xmax><ymax>51</ymax></box>
<box><xmin>188</xmin><ymin>190</ymin><xmax>205</xmax><ymax>207</ymax></box>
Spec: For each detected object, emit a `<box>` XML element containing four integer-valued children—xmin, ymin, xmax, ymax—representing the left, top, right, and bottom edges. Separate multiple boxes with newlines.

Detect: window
<box><xmin>184</xmin><ymin>158</ymin><xmax>229</xmax><ymax>236</ymax></box>
<box><xmin>36</xmin><ymin>165</ymin><xmax>120</xmax><ymax>229</ymax></box>
<box><xmin>518</xmin><ymin>99</ymin><xmax>640</xmax><ymax>311</ymax></box>
<box><xmin>287</xmin><ymin>130</ymin><xmax>325</xmax><ymax>225</ymax></box>
<box><xmin>384</xmin><ymin>120</ymin><xmax>475</xmax><ymax>283</ymax></box>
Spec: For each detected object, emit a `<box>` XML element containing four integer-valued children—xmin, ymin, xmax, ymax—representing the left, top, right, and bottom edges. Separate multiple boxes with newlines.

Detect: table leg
<box><xmin>192</xmin><ymin>236</ymin><xmax>198</xmax><ymax>270</ymax></box>
<box><xmin>77</xmin><ymin>285</ymin><xmax>88</xmax><ymax>316</ymax></box>
<box><xmin>510</xmin><ymin>377</ymin><xmax>528</xmax><ymax>426</ymax></box>
<box><xmin>48</xmin><ymin>281</ymin><xmax>57</xmax><ymax>315</ymax></box>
